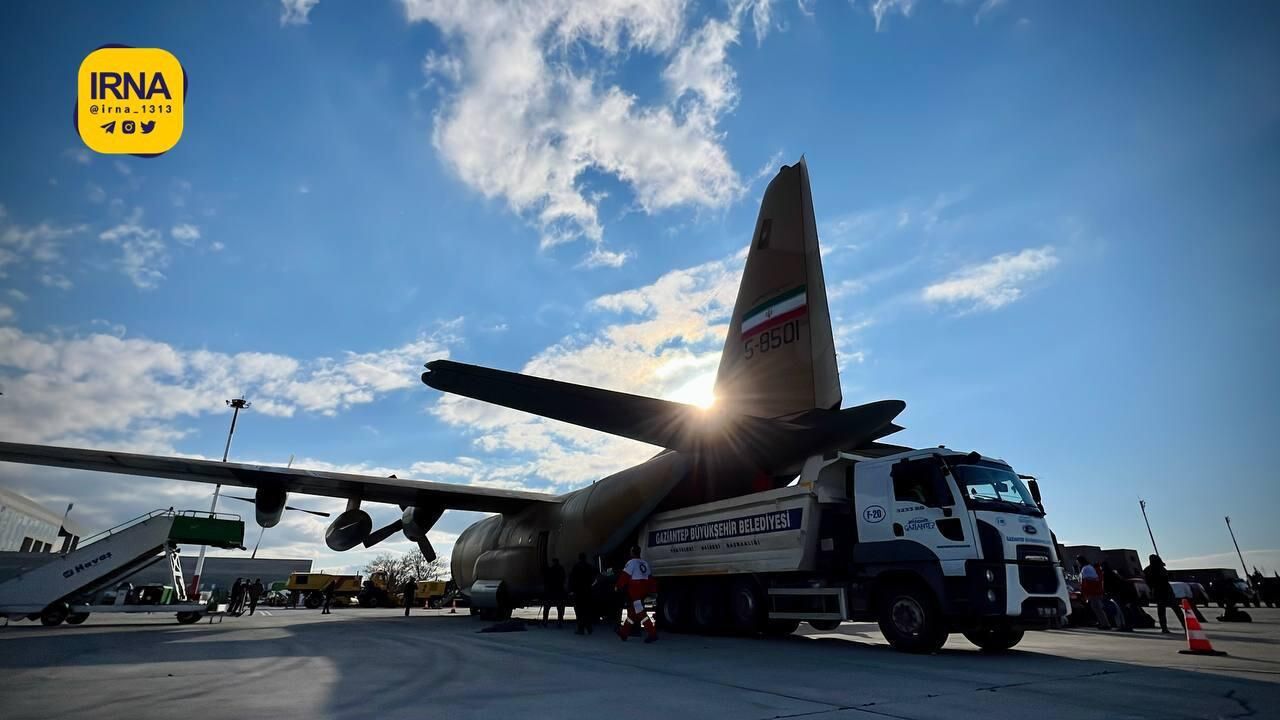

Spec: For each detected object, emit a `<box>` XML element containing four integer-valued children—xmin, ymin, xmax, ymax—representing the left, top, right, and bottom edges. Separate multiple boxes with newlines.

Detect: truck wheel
<box><xmin>40</xmin><ymin>602</ymin><xmax>69</xmax><ymax>627</ymax></box>
<box><xmin>962</xmin><ymin>627</ymin><xmax>1024</xmax><ymax>652</ymax></box>
<box><xmin>305</xmin><ymin>592</ymin><xmax>322</xmax><ymax>609</ymax></box>
<box><xmin>658</xmin><ymin>583</ymin><xmax>691</xmax><ymax>632</ymax></box>
<box><xmin>691</xmin><ymin>580</ymin><xmax>725</xmax><ymax>633</ymax></box>
<box><xmin>878</xmin><ymin>585</ymin><xmax>947</xmax><ymax>653</ymax></box>
<box><xmin>176</xmin><ymin>612</ymin><xmax>202</xmax><ymax>625</ymax></box>
<box><xmin>728</xmin><ymin>579</ymin><xmax>765</xmax><ymax>635</ymax></box>
<box><xmin>809</xmin><ymin>619</ymin><xmax>842</xmax><ymax>632</ymax></box>
<box><xmin>763</xmin><ymin>619</ymin><xmax>800</xmax><ymax>636</ymax></box>
<box><xmin>66</xmin><ymin>612</ymin><xmax>90</xmax><ymax>625</ymax></box>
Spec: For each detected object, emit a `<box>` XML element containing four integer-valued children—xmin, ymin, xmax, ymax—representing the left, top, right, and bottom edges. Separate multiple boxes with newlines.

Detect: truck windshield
<box><xmin>952</xmin><ymin>463</ymin><xmax>1041</xmax><ymax>515</ymax></box>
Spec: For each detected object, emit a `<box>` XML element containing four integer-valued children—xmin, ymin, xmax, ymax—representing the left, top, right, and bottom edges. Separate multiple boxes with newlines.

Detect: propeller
<box><xmin>362</xmin><ymin>518</ymin><xmax>404</xmax><ymax>548</ymax></box>
<box><xmin>223</xmin><ymin>495</ymin><xmax>331</xmax><ymax>518</ymax></box>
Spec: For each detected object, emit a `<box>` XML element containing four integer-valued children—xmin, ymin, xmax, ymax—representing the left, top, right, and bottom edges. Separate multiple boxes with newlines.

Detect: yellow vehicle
<box><xmin>415</xmin><ymin>580</ymin><xmax>448</xmax><ymax>607</ymax></box>
<box><xmin>284</xmin><ymin>572</ymin><xmax>362</xmax><ymax>609</ymax></box>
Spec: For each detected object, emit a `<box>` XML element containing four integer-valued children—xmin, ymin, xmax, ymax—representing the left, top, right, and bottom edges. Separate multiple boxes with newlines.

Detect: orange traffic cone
<box><xmin>1178</xmin><ymin>599</ymin><xmax>1227</xmax><ymax>656</ymax></box>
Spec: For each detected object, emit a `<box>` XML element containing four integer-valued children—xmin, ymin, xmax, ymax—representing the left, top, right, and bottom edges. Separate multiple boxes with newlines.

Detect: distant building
<box><xmin>0</xmin><ymin>487</ymin><xmax>84</xmax><ymax>554</ymax></box>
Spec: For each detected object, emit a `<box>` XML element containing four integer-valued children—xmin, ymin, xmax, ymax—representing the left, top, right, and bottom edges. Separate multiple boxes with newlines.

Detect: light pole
<box><xmin>189</xmin><ymin>397</ymin><xmax>250</xmax><ymax>597</ymax></box>
<box><xmin>1139</xmin><ymin>499</ymin><xmax>1160</xmax><ymax>557</ymax></box>
<box><xmin>1225</xmin><ymin>516</ymin><xmax>1249</xmax><ymax>578</ymax></box>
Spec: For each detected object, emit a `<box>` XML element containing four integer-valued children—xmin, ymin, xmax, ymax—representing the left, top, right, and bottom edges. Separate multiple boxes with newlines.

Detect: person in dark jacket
<box><xmin>248</xmin><ymin>578</ymin><xmax>265</xmax><ymax>616</ymax></box>
<box><xmin>402</xmin><ymin>578</ymin><xmax>417</xmax><ymax>617</ymax></box>
<box><xmin>1143</xmin><ymin>554</ymin><xmax>1184</xmax><ymax>633</ymax></box>
<box><xmin>321</xmin><ymin>579</ymin><xmax>336</xmax><ymax>615</ymax></box>
<box><xmin>228</xmin><ymin>578</ymin><xmax>244</xmax><ymax>615</ymax></box>
<box><xmin>542</xmin><ymin>558</ymin><xmax>567</xmax><ymax>628</ymax></box>
<box><xmin>1101</xmin><ymin>564</ymin><xmax>1133</xmax><ymax>632</ymax></box>
<box><xmin>569</xmin><ymin>553</ymin><xmax>598</xmax><ymax>635</ymax></box>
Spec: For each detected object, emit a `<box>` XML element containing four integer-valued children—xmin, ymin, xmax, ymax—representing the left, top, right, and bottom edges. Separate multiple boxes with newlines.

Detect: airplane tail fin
<box><xmin>713</xmin><ymin>157</ymin><xmax>841</xmax><ymax>419</ymax></box>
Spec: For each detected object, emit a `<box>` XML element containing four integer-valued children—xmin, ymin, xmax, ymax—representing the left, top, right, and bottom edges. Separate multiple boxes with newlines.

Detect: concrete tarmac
<box><xmin>1</xmin><ymin>606</ymin><xmax>1276</xmax><ymax>719</ymax></box>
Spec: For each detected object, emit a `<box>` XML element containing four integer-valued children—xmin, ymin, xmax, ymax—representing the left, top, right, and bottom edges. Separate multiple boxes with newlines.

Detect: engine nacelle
<box><xmin>254</xmin><ymin>487</ymin><xmax>288</xmax><ymax>529</ymax></box>
<box><xmin>402</xmin><ymin>506</ymin><xmax>444</xmax><ymax>561</ymax></box>
<box><xmin>325</xmin><ymin>508</ymin><xmax>372</xmax><ymax>551</ymax></box>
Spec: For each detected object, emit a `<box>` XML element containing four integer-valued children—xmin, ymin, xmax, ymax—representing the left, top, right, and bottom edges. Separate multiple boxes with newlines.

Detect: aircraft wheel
<box><xmin>40</xmin><ymin>602</ymin><xmax>69</xmax><ymax>627</ymax></box>
<box><xmin>809</xmin><ymin>619</ymin><xmax>842</xmax><ymax>631</ymax></box>
<box><xmin>691</xmin><ymin>579</ymin><xmax>725</xmax><ymax>634</ymax></box>
<box><xmin>728</xmin><ymin>578</ymin><xmax>764</xmax><ymax>635</ymax></box>
<box><xmin>66</xmin><ymin>613</ymin><xmax>90</xmax><ymax>625</ymax></box>
<box><xmin>176</xmin><ymin>612</ymin><xmax>202</xmax><ymax>624</ymax></box>
<box><xmin>658</xmin><ymin>582</ymin><xmax>691</xmax><ymax>632</ymax></box>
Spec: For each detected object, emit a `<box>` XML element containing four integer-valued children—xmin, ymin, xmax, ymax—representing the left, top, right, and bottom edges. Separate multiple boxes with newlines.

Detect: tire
<box><xmin>763</xmin><ymin>619</ymin><xmax>800</xmax><ymax>636</ymax></box>
<box><xmin>877</xmin><ymin>584</ymin><xmax>947</xmax><ymax>653</ymax></box>
<box><xmin>809</xmin><ymin>619</ymin><xmax>842</xmax><ymax>632</ymax></box>
<box><xmin>962</xmin><ymin>626</ymin><xmax>1025</xmax><ymax>652</ymax></box>
<box><xmin>176</xmin><ymin>612</ymin><xmax>202</xmax><ymax>625</ymax></box>
<box><xmin>691</xmin><ymin>579</ymin><xmax>725</xmax><ymax>634</ymax></box>
<box><xmin>728</xmin><ymin>579</ymin><xmax>765</xmax><ymax>635</ymax></box>
<box><xmin>304</xmin><ymin>592</ymin><xmax>322</xmax><ymax>610</ymax></box>
<box><xmin>40</xmin><ymin>602</ymin><xmax>69</xmax><ymax>627</ymax></box>
<box><xmin>66</xmin><ymin>613</ymin><xmax>90</xmax><ymax>625</ymax></box>
<box><xmin>658</xmin><ymin>582</ymin><xmax>691</xmax><ymax>633</ymax></box>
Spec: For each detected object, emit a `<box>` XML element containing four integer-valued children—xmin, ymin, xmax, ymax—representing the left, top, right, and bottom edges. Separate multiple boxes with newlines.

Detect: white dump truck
<box><xmin>641</xmin><ymin>447</ymin><xmax>1069</xmax><ymax>652</ymax></box>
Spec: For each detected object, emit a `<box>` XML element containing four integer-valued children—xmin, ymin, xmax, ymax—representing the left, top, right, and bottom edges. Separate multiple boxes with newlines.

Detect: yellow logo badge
<box><xmin>77</xmin><ymin>47</ymin><xmax>185</xmax><ymax>155</ymax></box>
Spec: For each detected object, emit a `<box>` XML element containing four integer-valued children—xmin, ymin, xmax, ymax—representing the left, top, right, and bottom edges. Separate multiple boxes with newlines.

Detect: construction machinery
<box><xmin>0</xmin><ymin>509</ymin><xmax>244</xmax><ymax>626</ymax></box>
<box><xmin>284</xmin><ymin>570</ymin><xmax>397</xmax><ymax>608</ymax></box>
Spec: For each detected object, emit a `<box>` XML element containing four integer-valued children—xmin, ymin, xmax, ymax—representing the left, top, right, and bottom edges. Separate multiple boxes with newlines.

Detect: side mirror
<box><xmin>1026</xmin><ymin>478</ymin><xmax>1042</xmax><ymax>505</ymax></box>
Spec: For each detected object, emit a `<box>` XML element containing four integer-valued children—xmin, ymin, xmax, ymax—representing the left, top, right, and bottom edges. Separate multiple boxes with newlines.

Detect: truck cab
<box><xmin>847</xmin><ymin>449</ymin><xmax>1068</xmax><ymax>649</ymax></box>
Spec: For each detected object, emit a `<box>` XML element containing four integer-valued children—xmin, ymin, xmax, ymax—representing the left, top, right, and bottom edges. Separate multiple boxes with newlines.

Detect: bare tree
<box><xmin>364</xmin><ymin>549</ymin><xmax>448</xmax><ymax>591</ymax></box>
<box><xmin>363</xmin><ymin>552</ymin><xmax>405</xmax><ymax>591</ymax></box>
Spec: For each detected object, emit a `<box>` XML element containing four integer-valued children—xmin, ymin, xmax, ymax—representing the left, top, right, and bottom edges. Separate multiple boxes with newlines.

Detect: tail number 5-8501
<box><xmin>743</xmin><ymin>319</ymin><xmax>800</xmax><ymax>359</ymax></box>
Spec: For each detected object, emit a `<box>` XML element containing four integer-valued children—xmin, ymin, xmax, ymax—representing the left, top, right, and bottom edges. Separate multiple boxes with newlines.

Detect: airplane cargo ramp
<box><xmin>0</xmin><ymin>510</ymin><xmax>244</xmax><ymax>616</ymax></box>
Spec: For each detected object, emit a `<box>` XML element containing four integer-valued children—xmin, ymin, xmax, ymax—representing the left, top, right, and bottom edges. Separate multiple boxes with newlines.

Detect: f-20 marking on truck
<box><xmin>62</xmin><ymin>552</ymin><xmax>112</xmax><ymax>579</ymax></box>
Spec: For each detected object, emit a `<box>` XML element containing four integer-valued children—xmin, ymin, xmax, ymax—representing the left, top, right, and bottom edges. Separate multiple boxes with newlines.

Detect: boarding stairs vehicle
<box><xmin>0</xmin><ymin>509</ymin><xmax>245</xmax><ymax>626</ymax></box>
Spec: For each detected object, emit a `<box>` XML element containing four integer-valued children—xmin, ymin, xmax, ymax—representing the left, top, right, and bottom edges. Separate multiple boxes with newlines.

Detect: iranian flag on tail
<box><xmin>741</xmin><ymin>286</ymin><xmax>807</xmax><ymax>339</ymax></box>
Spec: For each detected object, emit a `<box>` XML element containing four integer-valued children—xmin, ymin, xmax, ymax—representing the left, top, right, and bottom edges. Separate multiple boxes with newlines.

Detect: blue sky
<box><xmin>0</xmin><ymin>0</ymin><xmax>1277</xmax><ymax>575</ymax></box>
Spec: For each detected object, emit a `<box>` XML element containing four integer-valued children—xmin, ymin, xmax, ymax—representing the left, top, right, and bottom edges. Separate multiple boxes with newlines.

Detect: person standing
<box><xmin>616</xmin><ymin>545</ymin><xmax>657</xmax><ymax>643</ymax></box>
<box><xmin>542</xmin><ymin>558</ymin><xmax>567</xmax><ymax>628</ymax></box>
<box><xmin>569</xmin><ymin>553</ymin><xmax>598</xmax><ymax>635</ymax></box>
<box><xmin>228</xmin><ymin>578</ymin><xmax>244</xmax><ymax>615</ymax></box>
<box><xmin>1143</xmin><ymin>554</ymin><xmax>1184</xmax><ymax>633</ymax></box>
<box><xmin>1078</xmin><ymin>556</ymin><xmax>1110</xmax><ymax>629</ymax></box>
<box><xmin>321</xmin><ymin>579</ymin><xmax>336</xmax><ymax>615</ymax></box>
<box><xmin>402</xmin><ymin>578</ymin><xmax>417</xmax><ymax>617</ymax></box>
<box><xmin>1101</xmin><ymin>563</ymin><xmax>1132</xmax><ymax>632</ymax></box>
<box><xmin>248</xmin><ymin>578</ymin><xmax>265</xmax><ymax>616</ymax></box>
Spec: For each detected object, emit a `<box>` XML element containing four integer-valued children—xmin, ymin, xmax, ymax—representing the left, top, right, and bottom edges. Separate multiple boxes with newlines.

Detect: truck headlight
<box><xmin>984</xmin><ymin>569</ymin><xmax>995</xmax><ymax>583</ymax></box>
<box><xmin>987</xmin><ymin>589</ymin><xmax>997</xmax><ymax>603</ymax></box>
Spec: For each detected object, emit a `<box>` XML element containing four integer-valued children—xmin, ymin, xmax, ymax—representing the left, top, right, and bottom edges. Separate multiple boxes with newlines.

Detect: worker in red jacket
<box><xmin>616</xmin><ymin>545</ymin><xmax>657</xmax><ymax>643</ymax></box>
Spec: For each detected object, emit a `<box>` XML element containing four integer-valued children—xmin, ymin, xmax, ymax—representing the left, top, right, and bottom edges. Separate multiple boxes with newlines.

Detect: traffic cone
<box><xmin>449</xmin><ymin>598</ymin><xmax>457</xmax><ymax>614</ymax></box>
<box><xmin>1178</xmin><ymin>599</ymin><xmax>1227</xmax><ymax>656</ymax></box>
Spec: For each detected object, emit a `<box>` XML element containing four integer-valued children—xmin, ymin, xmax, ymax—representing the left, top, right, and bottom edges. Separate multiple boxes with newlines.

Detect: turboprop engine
<box><xmin>325</xmin><ymin>505</ymin><xmax>373</xmax><ymax>551</ymax></box>
<box><xmin>254</xmin><ymin>486</ymin><xmax>288</xmax><ymax>528</ymax></box>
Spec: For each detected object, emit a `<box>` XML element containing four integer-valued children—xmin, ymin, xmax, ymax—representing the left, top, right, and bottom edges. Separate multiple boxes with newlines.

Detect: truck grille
<box><xmin>1018</xmin><ymin>563</ymin><xmax>1060</xmax><ymax>595</ymax></box>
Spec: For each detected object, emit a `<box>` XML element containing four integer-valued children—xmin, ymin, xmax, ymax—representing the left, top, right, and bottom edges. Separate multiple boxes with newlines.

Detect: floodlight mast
<box><xmin>189</xmin><ymin>397</ymin><xmax>250</xmax><ymax>596</ymax></box>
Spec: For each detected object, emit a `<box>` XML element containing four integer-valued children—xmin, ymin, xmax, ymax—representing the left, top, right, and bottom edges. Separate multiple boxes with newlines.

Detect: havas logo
<box><xmin>61</xmin><ymin>551</ymin><xmax>113</xmax><ymax>578</ymax></box>
<box><xmin>76</xmin><ymin>46</ymin><xmax>186</xmax><ymax>156</ymax></box>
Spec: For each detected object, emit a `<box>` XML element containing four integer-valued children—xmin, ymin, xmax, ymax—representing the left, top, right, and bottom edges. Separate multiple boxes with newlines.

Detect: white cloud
<box><xmin>99</xmin><ymin>215</ymin><xmax>168</xmax><ymax>289</ymax></box>
<box><xmin>0</xmin><ymin>304</ymin><xmax>13</xmax><ymax>323</ymax></box>
<box><xmin>0</xmin><ymin>210</ymin><xmax>88</xmax><ymax>273</ymax></box>
<box><xmin>280</xmin><ymin>0</ymin><xmax>319</xmax><ymax>26</ymax></box>
<box><xmin>63</xmin><ymin>147</ymin><xmax>91</xmax><ymax>165</ymax></box>
<box><xmin>921</xmin><ymin>246</ymin><xmax>1059</xmax><ymax>312</ymax></box>
<box><xmin>113</xmin><ymin>160</ymin><xmax>132</xmax><ymax>176</ymax></box>
<box><xmin>0</xmin><ymin>324</ymin><xmax>458</xmax><ymax>445</ymax></box>
<box><xmin>40</xmin><ymin>273</ymin><xmax>73</xmax><ymax>290</ymax></box>
<box><xmin>87</xmin><ymin>184</ymin><xmax>107</xmax><ymax>204</ymax></box>
<box><xmin>7</xmin><ymin>289</ymin><xmax>27</xmax><ymax>303</ymax></box>
<box><xmin>974</xmin><ymin>0</ymin><xmax>1007</xmax><ymax>25</ymax></box>
<box><xmin>403</xmin><ymin>0</ymin><xmax>763</xmax><ymax>264</ymax></box>
<box><xmin>210</xmin><ymin>241</ymin><xmax>226</xmax><ymax>252</ymax></box>
<box><xmin>867</xmin><ymin>0</ymin><xmax>917</xmax><ymax>31</ymax></box>
<box><xmin>171</xmin><ymin>223</ymin><xmax>201</xmax><ymax>244</ymax></box>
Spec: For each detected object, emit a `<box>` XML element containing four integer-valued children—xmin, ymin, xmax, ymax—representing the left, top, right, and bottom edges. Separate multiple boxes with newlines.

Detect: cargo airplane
<box><xmin>0</xmin><ymin>158</ymin><xmax>908</xmax><ymax>617</ymax></box>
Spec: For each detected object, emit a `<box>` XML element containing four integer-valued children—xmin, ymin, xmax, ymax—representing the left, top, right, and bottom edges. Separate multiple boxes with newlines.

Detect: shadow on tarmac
<box><xmin>2</xmin><ymin>611</ymin><xmax>1277</xmax><ymax>720</ymax></box>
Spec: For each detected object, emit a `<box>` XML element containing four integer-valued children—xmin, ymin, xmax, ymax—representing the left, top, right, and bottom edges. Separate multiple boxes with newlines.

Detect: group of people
<box><xmin>1077</xmin><ymin>554</ymin><xmax>1191</xmax><ymax>633</ymax></box>
<box><xmin>540</xmin><ymin>546</ymin><xmax>657</xmax><ymax>643</ymax></box>
<box><xmin>227</xmin><ymin>577</ymin><xmax>266</xmax><ymax>616</ymax></box>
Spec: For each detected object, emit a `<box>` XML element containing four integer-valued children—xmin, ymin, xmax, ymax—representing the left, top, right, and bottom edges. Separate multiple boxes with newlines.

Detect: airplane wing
<box><xmin>0</xmin><ymin>441</ymin><xmax>559</xmax><ymax>514</ymax></box>
<box><xmin>421</xmin><ymin>360</ymin><xmax>905</xmax><ymax>466</ymax></box>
